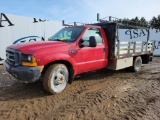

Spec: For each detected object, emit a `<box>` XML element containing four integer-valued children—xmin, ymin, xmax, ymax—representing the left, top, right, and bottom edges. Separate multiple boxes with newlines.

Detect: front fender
<box><xmin>36</xmin><ymin>53</ymin><xmax>78</xmax><ymax>75</ymax></box>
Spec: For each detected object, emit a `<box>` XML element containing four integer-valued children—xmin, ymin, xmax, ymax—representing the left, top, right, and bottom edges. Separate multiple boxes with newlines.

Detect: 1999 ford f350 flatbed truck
<box><xmin>3</xmin><ymin>15</ymin><xmax>154</xmax><ymax>94</ymax></box>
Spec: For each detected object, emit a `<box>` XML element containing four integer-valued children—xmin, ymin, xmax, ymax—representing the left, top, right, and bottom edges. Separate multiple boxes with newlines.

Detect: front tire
<box><xmin>43</xmin><ymin>64</ymin><xmax>69</xmax><ymax>94</ymax></box>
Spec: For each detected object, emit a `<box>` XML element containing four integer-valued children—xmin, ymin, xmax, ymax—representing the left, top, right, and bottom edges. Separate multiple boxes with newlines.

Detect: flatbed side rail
<box><xmin>115</xmin><ymin>41</ymin><xmax>154</xmax><ymax>58</ymax></box>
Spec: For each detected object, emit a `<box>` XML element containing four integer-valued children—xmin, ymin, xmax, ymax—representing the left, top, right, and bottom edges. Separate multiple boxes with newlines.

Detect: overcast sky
<box><xmin>0</xmin><ymin>0</ymin><xmax>160</xmax><ymax>23</ymax></box>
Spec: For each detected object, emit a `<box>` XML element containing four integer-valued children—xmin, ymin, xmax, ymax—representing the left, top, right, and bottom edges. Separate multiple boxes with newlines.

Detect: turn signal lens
<box><xmin>22</xmin><ymin>56</ymin><xmax>37</xmax><ymax>66</ymax></box>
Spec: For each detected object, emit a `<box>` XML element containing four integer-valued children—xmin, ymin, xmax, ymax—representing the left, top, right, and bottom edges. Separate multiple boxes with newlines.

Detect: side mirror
<box><xmin>79</xmin><ymin>36</ymin><xmax>97</xmax><ymax>48</ymax></box>
<box><xmin>89</xmin><ymin>36</ymin><xmax>97</xmax><ymax>47</ymax></box>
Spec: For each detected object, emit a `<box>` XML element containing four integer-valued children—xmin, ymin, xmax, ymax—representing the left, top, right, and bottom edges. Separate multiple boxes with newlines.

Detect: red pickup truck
<box><xmin>3</xmin><ymin>19</ymin><xmax>154</xmax><ymax>94</ymax></box>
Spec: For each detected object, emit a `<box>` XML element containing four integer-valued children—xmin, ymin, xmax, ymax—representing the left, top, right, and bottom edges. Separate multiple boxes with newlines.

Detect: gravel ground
<box><xmin>0</xmin><ymin>57</ymin><xmax>160</xmax><ymax>120</ymax></box>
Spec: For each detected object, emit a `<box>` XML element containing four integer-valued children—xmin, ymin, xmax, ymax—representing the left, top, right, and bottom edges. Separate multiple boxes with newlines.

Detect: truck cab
<box><xmin>47</xmin><ymin>25</ymin><xmax>109</xmax><ymax>73</ymax></box>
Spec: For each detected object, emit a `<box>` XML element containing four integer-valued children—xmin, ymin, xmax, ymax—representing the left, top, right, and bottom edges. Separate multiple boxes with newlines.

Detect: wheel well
<box><xmin>133</xmin><ymin>56</ymin><xmax>141</xmax><ymax>61</ymax></box>
<box><xmin>42</xmin><ymin>60</ymin><xmax>74</xmax><ymax>84</ymax></box>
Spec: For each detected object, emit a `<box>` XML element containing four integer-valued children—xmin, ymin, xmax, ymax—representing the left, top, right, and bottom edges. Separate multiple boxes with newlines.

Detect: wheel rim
<box><xmin>135</xmin><ymin>58</ymin><xmax>141</xmax><ymax>71</ymax></box>
<box><xmin>50</xmin><ymin>65</ymin><xmax>68</xmax><ymax>93</ymax></box>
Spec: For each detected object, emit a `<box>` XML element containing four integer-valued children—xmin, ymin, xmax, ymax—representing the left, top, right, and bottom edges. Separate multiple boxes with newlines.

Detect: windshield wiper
<box><xmin>54</xmin><ymin>39</ymin><xmax>62</xmax><ymax>41</ymax></box>
<box><xmin>48</xmin><ymin>39</ymin><xmax>63</xmax><ymax>41</ymax></box>
<box><xmin>49</xmin><ymin>39</ymin><xmax>72</xmax><ymax>42</ymax></box>
<box><xmin>54</xmin><ymin>39</ymin><xmax>72</xmax><ymax>42</ymax></box>
<box><xmin>56</xmin><ymin>39</ymin><xmax>68</xmax><ymax>42</ymax></box>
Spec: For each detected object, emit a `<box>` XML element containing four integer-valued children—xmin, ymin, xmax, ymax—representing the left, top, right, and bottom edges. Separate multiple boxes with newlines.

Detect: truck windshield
<box><xmin>49</xmin><ymin>26</ymin><xmax>84</xmax><ymax>42</ymax></box>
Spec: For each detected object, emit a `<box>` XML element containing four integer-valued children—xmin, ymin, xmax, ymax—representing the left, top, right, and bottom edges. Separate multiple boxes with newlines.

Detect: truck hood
<box><xmin>9</xmin><ymin>41</ymin><xmax>71</xmax><ymax>55</ymax></box>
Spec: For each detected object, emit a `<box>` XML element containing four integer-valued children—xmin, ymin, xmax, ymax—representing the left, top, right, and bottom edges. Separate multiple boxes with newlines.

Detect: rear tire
<box><xmin>43</xmin><ymin>64</ymin><xmax>69</xmax><ymax>94</ymax></box>
<box><xmin>131</xmin><ymin>56</ymin><xmax>142</xmax><ymax>72</ymax></box>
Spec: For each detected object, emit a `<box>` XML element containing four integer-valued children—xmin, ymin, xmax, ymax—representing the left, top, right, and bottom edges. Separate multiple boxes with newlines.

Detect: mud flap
<box><xmin>141</xmin><ymin>54</ymin><xmax>152</xmax><ymax>64</ymax></box>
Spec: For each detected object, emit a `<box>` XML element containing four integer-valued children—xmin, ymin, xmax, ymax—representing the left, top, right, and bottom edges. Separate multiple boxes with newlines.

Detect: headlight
<box><xmin>21</xmin><ymin>54</ymin><xmax>32</xmax><ymax>62</ymax></box>
<box><xmin>21</xmin><ymin>54</ymin><xmax>37</xmax><ymax>66</ymax></box>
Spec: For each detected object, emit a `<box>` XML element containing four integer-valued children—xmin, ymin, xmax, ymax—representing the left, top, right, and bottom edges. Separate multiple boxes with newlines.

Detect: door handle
<box><xmin>103</xmin><ymin>48</ymin><xmax>106</xmax><ymax>53</ymax></box>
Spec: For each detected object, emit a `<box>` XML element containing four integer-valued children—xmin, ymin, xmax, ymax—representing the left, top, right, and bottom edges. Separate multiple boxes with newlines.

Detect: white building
<box><xmin>149</xmin><ymin>29</ymin><xmax>160</xmax><ymax>56</ymax></box>
<box><xmin>0</xmin><ymin>13</ymin><xmax>62</xmax><ymax>64</ymax></box>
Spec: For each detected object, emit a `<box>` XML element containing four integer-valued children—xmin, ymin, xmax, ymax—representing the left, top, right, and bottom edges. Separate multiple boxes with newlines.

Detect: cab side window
<box><xmin>82</xmin><ymin>28</ymin><xmax>103</xmax><ymax>44</ymax></box>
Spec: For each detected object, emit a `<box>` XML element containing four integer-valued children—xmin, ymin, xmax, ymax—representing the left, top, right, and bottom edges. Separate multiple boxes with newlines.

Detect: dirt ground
<box><xmin>0</xmin><ymin>57</ymin><xmax>160</xmax><ymax>120</ymax></box>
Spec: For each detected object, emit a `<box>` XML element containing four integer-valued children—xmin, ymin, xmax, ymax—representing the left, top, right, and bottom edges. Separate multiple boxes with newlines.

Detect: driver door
<box><xmin>77</xmin><ymin>28</ymin><xmax>107</xmax><ymax>73</ymax></box>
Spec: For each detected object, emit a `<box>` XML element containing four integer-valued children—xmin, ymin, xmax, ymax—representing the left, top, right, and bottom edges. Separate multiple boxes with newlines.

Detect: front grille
<box><xmin>6</xmin><ymin>48</ymin><xmax>21</xmax><ymax>66</ymax></box>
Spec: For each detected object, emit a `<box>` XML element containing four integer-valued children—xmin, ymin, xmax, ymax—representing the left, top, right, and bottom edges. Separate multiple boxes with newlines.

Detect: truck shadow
<box><xmin>0</xmin><ymin>68</ymin><xmax>131</xmax><ymax>101</ymax></box>
<box><xmin>74</xmin><ymin>68</ymin><xmax>129</xmax><ymax>81</ymax></box>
